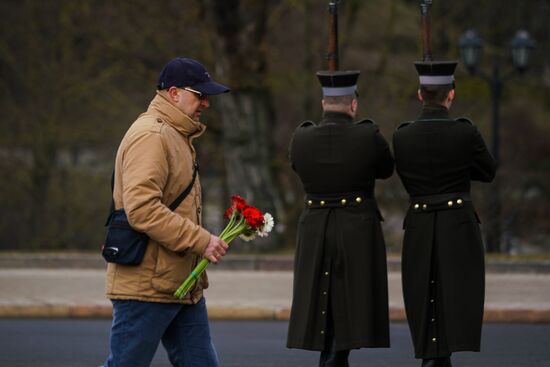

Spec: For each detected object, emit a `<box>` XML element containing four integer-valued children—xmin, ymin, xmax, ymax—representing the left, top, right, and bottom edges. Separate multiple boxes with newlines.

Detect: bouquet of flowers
<box><xmin>174</xmin><ymin>195</ymin><xmax>275</xmax><ymax>299</ymax></box>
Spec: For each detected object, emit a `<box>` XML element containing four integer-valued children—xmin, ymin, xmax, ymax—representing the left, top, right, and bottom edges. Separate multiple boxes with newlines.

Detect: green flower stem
<box><xmin>173</xmin><ymin>216</ymin><xmax>249</xmax><ymax>299</ymax></box>
<box><xmin>173</xmin><ymin>258</ymin><xmax>209</xmax><ymax>299</ymax></box>
<box><xmin>219</xmin><ymin>212</ymin><xmax>237</xmax><ymax>239</ymax></box>
<box><xmin>221</xmin><ymin>217</ymin><xmax>246</xmax><ymax>240</ymax></box>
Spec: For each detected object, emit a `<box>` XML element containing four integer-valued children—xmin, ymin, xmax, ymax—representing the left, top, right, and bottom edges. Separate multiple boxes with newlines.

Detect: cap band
<box><xmin>322</xmin><ymin>86</ymin><xmax>357</xmax><ymax>96</ymax></box>
<box><xmin>419</xmin><ymin>75</ymin><xmax>454</xmax><ymax>85</ymax></box>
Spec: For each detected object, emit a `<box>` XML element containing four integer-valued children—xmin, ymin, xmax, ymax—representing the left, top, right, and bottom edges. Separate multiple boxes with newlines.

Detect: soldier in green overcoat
<box><xmin>393</xmin><ymin>61</ymin><xmax>497</xmax><ymax>367</ymax></box>
<box><xmin>287</xmin><ymin>70</ymin><xmax>394</xmax><ymax>367</ymax></box>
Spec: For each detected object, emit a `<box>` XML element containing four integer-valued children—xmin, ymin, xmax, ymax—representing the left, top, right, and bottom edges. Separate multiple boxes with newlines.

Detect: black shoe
<box><xmin>319</xmin><ymin>337</ymin><xmax>349</xmax><ymax>367</ymax></box>
<box><xmin>421</xmin><ymin>357</ymin><xmax>452</xmax><ymax>367</ymax></box>
<box><xmin>319</xmin><ymin>350</ymin><xmax>350</xmax><ymax>367</ymax></box>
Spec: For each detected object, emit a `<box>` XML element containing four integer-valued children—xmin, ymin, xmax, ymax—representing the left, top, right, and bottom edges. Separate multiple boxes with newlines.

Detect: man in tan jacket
<box><xmin>101</xmin><ymin>57</ymin><xmax>230</xmax><ymax>367</ymax></box>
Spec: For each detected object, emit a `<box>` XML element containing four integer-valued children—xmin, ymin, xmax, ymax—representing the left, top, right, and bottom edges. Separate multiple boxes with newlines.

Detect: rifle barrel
<box><xmin>420</xmin><ymin>1</ymin><xmax>433</xmax><ymax>61</ymax></box>
<box><xmin>327</xmin><ymin>1</ymin><xmax>339</xmax><ymax>71</ymax></box>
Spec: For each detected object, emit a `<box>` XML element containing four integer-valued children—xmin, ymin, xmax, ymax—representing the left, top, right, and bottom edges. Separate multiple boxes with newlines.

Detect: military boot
<box><xmin>319</xmin><ymin>335</ymin><xmax>349</xmax><ymax>367</ymax></box>
<box><xmin>421</xmin><ymin>357</ymin><xmax>452</xmax><ymax>367</ymax></box>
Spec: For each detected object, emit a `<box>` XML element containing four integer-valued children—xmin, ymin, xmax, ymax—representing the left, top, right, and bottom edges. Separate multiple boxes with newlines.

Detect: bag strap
<box><xmin>107</xmin><ymin>171</ymin><xmax>115</xmax><ymax>224</ymax></box>
<box><xmin>168</xmin><ymin>161</ymin><xmax>199</xmax><ymax>211</ymax></box>
<box><xmin>108</xmin><ymin>161</ymin><xmax>199</xmax><ymax>214</ymax></box>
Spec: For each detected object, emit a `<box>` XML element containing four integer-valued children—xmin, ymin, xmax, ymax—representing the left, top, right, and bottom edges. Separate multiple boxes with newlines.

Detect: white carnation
<box><xmin>258</xmin><ymin>212</ymin><xmax>275</xmax><ymax>237</ymax></box>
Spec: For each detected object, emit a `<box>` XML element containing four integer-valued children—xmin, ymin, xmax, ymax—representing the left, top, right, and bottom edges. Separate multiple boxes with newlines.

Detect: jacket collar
<box><xmin>418</xmin><ymin>104</ymin><xmax>450</xmax><ymax>120</ymax></box>
<box><xmin>147</xmin><ymin>92</ymin><xmax>206</xmax><ymax>138</ymax></box>
<box><xmin>320</xmin><ymin>111</ymin><xmax>354</xmax><ymax>125</ymax></box>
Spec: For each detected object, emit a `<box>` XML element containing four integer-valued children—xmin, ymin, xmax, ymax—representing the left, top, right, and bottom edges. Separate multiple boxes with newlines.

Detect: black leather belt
<box><xmin>409</xmin><ymin>192</ymin><xmax>471</xmax><ymax>211</ymax></box>
<box><xmin>305</xmin><ymin>191</ymin><xmax>373</xmax><ymax>209</ymax></box>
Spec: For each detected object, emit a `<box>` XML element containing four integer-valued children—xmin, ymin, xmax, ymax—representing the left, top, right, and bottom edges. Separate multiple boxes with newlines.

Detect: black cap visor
<box><xmin>192</xmin><ymin>80</ymin><xmax>230</xmax><ymax>95</ymax></box>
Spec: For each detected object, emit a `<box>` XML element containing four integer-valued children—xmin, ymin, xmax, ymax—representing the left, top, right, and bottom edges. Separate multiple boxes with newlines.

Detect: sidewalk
<box><xmin>1</xmin><ymin>261</ymin><xmax>550</xmax><ymax>322</ymax></box>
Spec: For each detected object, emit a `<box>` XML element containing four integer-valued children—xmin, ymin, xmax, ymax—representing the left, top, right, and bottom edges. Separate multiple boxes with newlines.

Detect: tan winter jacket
<box><xmin>106</xmin><ymin>92</ymin><xmax>211</xmax><ymax>304</ymax></box>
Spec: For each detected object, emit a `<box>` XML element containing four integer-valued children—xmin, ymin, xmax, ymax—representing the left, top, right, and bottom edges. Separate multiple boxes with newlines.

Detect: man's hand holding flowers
<box><xmin>174</xmin><ymin>195</ymin><xmax>275</xmax><ymax>299</ymax></box>
<box><xmin>203</xmin><ymin>235</ymin><xmax>228</xmax><ymax>264</ymax></box>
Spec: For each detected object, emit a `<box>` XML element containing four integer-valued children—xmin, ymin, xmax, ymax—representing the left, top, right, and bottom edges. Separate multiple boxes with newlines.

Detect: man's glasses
<box><xmin>184</xmin><ymin>87</ymin><xmax>208</xmax><ymax>100</ymax></box>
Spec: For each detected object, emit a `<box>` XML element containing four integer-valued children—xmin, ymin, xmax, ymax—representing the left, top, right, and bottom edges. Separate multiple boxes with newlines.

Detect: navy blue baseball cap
<box><xmin>157</xmin><ymin>57</ymin><xmax>230</xmax><ymax>95</ymax></box>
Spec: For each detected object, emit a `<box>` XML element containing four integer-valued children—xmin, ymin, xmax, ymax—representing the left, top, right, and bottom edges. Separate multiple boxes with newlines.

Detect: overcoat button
<box><xmin>307</xmin><ymin>200</ymin><xmax>313</xmax><ymax>206</ymax></box>
<box><xmin>414</xmin><ymin>204</ymin><xmax>420</xmax><ymax>210</ymax></box>
<box><xmin>355</xmin><ymin>197</ymin><xmax>362</xmax><ymax>203</ymax></box>
<box><xmin>422</xmin><ymin>204</ymin><xmax>427</xmax><ymax>210</ymax></box>
<box><xmin>323</xmin><ymin>291</ymin><xmax>327</xmax><ymax>295</ymax></box>
<box><xmin>156</xmin><ymin>118</ymin><xmax>162</xmax><ymax>123</ymax></box>
<box><xmin>341</xmin><ymin>199</ymin><xmax>347</xmax><ymax>205</ymax></box>
<box><xmin>321</xmin><ymin>330</ymin><xmax>325</xmax><ymax>334</ymax></box>
<box><xmin>457</xmin><ymin>199</ymin><xmax>463</xmax><ymax>205</ymax></box>
<box><xmin>448</xmin><ymin>200</ymin><xmax>454</xmax><ymax>207</ymax></box>
<box><xmin>320</xmin><ymin>200</ymin><xmax>325</xmax><ymax>206</ymax></box>
<box><xmin>432</xmin><ymin>338</ymin><xmax>437</xmax><ymax>342</ymax></box>
<box><xmin>325</xmin><ymin>271</ymin><xmax>329</xmax><ymax>276</ymax></box>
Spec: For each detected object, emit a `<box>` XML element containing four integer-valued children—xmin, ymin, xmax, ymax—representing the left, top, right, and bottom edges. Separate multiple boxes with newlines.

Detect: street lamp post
<box><xmin>458</xmin><ymin>29</ymin><xmax>535</xmax><ymax>253</ymax></box>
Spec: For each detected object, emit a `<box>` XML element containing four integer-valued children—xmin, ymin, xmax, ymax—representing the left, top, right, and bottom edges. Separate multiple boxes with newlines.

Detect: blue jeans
<box><xmin>101</xmin><ymin>297</ymin><xmax>218</xmax><ymax>367</ymax></box>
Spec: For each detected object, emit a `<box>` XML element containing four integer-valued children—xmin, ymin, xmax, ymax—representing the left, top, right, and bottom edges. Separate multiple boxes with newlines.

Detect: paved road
<box><xmin>0</xmin><ymin>319</ymin><xmax>549</xmax><ymax>367</ymax></box>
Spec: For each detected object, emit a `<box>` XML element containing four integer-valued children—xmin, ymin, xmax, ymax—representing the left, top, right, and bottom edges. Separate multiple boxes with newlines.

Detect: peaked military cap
<box><xmin>316</xmin><ymin>70</ymin><xmax>360</xmax><ymax>96</ymax></box>
<box><xmin>414</xmin><ymin>61</ymin><xmax>458</xmax><ymax>86</ymax></box>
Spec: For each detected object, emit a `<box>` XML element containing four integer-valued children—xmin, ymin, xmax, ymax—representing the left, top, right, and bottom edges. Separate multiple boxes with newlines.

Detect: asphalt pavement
<box><xmin>1</xmin><ymin>319</ymin><xmax>549</xmax><ymax>366</ymax></box>
<box><xmin>0</xmin><ymin>254</ymin><xmax>549</xmax><ymax>322</ymax></box>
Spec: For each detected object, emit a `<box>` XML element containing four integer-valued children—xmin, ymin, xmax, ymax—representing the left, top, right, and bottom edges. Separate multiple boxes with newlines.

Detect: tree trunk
<box><xmin>206</xmin><ymin>0</ymin><xmax>284</xmax><ymax>250</ymax></box>
<box><xmin>218</xmin><ymin>89</ymin><xmax>284</xmax><ymax>250</ymax></box>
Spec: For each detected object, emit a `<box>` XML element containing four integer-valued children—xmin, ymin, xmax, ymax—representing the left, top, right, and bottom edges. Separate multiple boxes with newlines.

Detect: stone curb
<box><xmin>1</xmin><ymin>254</ymin><xmax>550</xmax><ymax>273</ymax></box>
<box><xmin>1</xmin><ymin>305</ymin><xmax>549</xmax><ymax>323</ymax></box>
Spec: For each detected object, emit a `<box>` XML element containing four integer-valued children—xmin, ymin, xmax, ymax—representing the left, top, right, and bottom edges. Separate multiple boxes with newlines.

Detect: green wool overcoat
<box><xmin>393</xmin><ymin>104</ymin><xmax>497</xmax><ymax>359</ymax></box>
<box><xmin>287</xmin><ymin>112</ymin><xmax>394</xmax><ymax>351</ymax></box>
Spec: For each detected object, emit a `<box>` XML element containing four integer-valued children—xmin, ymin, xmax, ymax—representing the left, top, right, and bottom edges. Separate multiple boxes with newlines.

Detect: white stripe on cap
<box><xmin>419</xmin><ymin>75</ymin><xmax>454</xmax><ymax>85</ymax></box>
<box><xmin>322</xmin><ymin>86</ymin><xmax>357</xmax><ymax>96</ymax></box>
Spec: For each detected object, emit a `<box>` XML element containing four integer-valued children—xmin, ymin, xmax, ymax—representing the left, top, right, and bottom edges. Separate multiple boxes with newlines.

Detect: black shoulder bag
<box><xmin>102</xmin><ymin>162</ymin><xmax>199</xmax><ymax>265</ymax></box>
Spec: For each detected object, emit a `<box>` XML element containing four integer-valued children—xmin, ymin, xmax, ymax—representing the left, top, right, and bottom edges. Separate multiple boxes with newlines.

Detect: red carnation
<box><xmin>231</xmin><ymin>195</ymin><xmax>248</xmax><ymax>211</ymax></box>
<box><xmin>242</xmin><ymin>206</ymin><xmax>264</xmax><ymax>230</ymax></box>
<box><xmin>223</xmin><ymin>207</ymin><xmax>234</xmax><ymax>218</ymax></box>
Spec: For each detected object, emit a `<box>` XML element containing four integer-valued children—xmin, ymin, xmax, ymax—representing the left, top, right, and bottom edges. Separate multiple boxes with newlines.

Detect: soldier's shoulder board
<box><xmin>354</xmin><ymin>118</ymin><xmax>374</xmax><ymax>125</ymax></box>
<box><xmin>397</xmin><ymin>121</ymin><xmax>414</xmax><ymax>130</ymax></box>
<box><xmin>455</xmin><ymin>117</ymin><xmax>473</xmax><ymax>125</ymax></box>
<box><xmin>298</xmin><ymin>120</ymin><xmax>316</xmax><ymax>128</ymax></box>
